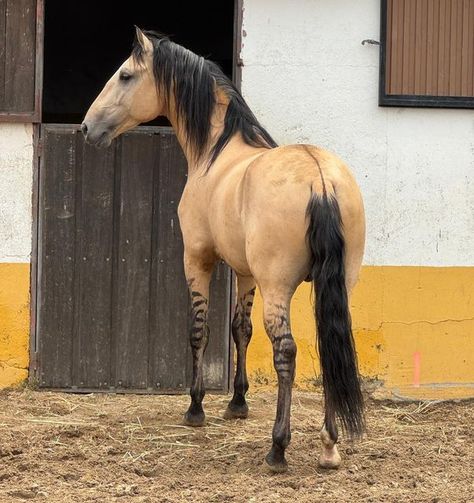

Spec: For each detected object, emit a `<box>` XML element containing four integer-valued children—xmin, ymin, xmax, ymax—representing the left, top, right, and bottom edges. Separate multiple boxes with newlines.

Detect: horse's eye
<box><xmin>119</xmin><ymin>72</ymin><xmax>132</xmax><ymax>82</ymax></box>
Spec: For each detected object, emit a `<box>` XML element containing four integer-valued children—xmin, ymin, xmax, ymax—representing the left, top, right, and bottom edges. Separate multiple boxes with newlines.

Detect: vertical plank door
<box><xmin>36</xmin><ymin>125</ymin><xmax>232</xmax><ymax>392</ymax></box>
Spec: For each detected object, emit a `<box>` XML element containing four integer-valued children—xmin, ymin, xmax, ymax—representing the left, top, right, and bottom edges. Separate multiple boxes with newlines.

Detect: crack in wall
<box><xmin>363</xmin><ymin>317</ymin><xmax>474</xmax><ymax>333</ymax></box>
<box><xmin>0</xmin><ymin>358</ymin><xmax>28</xmax><ymax>371</ymax></box>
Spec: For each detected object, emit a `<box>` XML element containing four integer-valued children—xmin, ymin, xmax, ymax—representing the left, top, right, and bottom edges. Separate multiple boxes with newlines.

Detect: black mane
<box><xmin>132</xmin><ymin>30</ymin><xmax>278</xmax><ymax>168</ymax></box>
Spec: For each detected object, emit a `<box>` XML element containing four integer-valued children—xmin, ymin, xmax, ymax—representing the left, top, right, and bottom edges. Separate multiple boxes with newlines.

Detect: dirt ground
<box><xmin>0</xmin><ymin>388</ymin><xmax>472</xmax><ymax>502</ymax></box>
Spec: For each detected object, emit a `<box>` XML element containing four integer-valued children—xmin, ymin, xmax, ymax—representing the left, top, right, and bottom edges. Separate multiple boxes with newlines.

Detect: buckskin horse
<box><xmin>82</xmin><ymin>28</ymin><xmax>366</xmax><ymax>472</ymax></box>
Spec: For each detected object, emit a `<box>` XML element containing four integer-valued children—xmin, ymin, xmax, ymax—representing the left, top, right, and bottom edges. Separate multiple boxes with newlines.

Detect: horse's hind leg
<box><xmin>262</xmin><ymin>291</ymin><xmax>297</xmax><ymax>473</ymax></box>
<box><xmin>183</xmin><ymin>254</ymin><xmax>215</xmax><ymax>427</ymax></box>
<box><xmin>224</xmin><ymin>275</ymin><xmax>256</xmax><ymax>420</ymax></box>
<box><xmin>319</xmin><ymin>416</ymin><xmax>341</xmax><ymax>469</ymax></box>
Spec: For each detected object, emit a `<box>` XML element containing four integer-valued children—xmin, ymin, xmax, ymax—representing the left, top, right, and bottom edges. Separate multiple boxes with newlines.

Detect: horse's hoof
<box><xmin>265</xmin><ymin>449</ymin><xmax>288</xmax><ymax>473</ymax></box>
<box><xmin>183</xmin><ymin>410</ymin><xmax>206</xmax><ymax>427</ymax></box>
<box><xmin>318</xmin><ymin>452</ymin><xmax>341</xmax><ymax>469</ymax></box>
<box><xmin>223</xmin><ymin>402</ymin><xmax>248</xmax><ymax>420</ymax></box>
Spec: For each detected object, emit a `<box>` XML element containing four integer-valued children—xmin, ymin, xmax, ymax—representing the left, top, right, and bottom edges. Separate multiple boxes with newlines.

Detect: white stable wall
<box><xmin>0</xmin><ymin>123</ymin><xmax>34</xmax><ymax>263</ymax></box>
<box><xmin>241</xmin><ymin>0</ymin><xmax>474</xmax><ymax>267</ymax></box>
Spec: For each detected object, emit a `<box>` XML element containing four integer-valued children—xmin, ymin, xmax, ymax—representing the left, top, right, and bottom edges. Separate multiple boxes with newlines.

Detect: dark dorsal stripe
<box><xmin>132</xmin><ymin>30</ymin><xmax>278</xmax><ymax>169</ymax></box>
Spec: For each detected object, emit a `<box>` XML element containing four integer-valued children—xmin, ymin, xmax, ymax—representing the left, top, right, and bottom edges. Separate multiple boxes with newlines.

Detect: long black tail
<box><xmin>306</xmin><ymin>192</ymin><xmax>365</xmax><ymax>440</ymax></box>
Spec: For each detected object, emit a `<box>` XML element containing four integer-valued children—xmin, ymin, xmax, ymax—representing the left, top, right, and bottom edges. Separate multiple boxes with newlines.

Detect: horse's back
<box><xmin>243</xmin><ymin>144</ymin><xmax>360</xmax><ymax>198</ymax></box>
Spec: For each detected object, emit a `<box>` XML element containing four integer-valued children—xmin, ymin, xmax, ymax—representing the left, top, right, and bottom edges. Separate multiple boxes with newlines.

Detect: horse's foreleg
<box><xmin>183</xmin><ymin>257</ymin><xmax>214</xmax><ymax>427</ymax></box>
<box><xmin>224</xmin><ymin>276</ymin><xmax>256</xmax><ymax>420</ymax></box>
<box><xmin>263</xmin><ymin>297</ymin><xmax>297</xmax><ymax>473</ymax></box>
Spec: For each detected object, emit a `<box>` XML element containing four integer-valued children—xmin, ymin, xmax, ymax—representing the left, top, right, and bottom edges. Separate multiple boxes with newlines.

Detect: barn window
<box><xmin>0</xmin><ymin>0</ymin><xmax>43</xmax><ymax>122</ymax></box>
<box><xmin>379</xmin><ymin>0</ymin><xmax>474</xmax><ymax>108</ymax></box>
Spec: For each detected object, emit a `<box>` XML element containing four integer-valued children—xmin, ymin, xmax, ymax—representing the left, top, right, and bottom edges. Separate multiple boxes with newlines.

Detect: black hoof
<box><xmin>223</xmin><ymin>401</ymin><xmax>249</xmax><ymax>420</ymax></box>
<box><xmin>265</xmin><ymin>446</ymin><xmax>288</xmax><ymax>473</ymax></box>
<box><xmin>183</xmin><ymin>409</ymin><xmax>206</xmax><ymax>427</ymax></box>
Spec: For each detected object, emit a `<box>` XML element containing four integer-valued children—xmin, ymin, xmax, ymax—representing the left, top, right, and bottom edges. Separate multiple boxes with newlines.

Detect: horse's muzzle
<box><xmin>81</xmin><ymin>122</ymin><xmax>112</xmax><ymax>148</ymax></box>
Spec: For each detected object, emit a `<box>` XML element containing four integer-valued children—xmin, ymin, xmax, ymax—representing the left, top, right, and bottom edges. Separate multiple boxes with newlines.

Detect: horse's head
<box><xmin>82</xmin><ymin>28</ymin><xmax>161</xmax><ymax>148</ymax></box>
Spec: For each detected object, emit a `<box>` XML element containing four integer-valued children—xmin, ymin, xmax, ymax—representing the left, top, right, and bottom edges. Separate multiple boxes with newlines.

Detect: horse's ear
<box><xmin>134</xmin><ymin>26</ymin><xmax>152</xmax><ymax>53</ymax></box>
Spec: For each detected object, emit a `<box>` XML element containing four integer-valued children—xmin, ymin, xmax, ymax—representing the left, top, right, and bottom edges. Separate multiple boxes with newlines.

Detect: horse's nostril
<box><xmin>81</xmin><ymin>123</ymin><xmax>88</xmax><ymax>136</ymax></box>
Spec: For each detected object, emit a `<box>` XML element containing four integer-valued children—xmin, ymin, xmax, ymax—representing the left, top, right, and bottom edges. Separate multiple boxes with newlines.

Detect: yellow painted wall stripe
<box><xmin>248</xmin><ymin>266</ymin><xmax>474</xmax><ymax>400</ymax></box>
<box><xmin>0</xmin><ymin>263</ymin><xmax>473</xmax><ymax>399</ymax></box>
<box><xmin>0</xmin><ymin>263</ymin><xmax>30</xmax><ymax>387</ymax></box>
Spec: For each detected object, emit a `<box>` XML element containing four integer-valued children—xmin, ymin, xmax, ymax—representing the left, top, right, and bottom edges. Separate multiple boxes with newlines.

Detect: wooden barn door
<box><xmin>34</xmin><ymin>124</ymin><xmax>232</xmax><ymax>392</ymax></box>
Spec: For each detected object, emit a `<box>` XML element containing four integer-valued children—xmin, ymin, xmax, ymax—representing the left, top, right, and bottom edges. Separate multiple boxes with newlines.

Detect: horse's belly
<box><xmin>212</xmin><ymin>220</ymin><xmax>252</xmax><ymax>277</ymax></box>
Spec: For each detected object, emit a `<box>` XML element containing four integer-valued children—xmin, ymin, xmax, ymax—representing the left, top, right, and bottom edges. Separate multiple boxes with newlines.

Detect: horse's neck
<box><xmin>167</xmin><ymin>92</ymin><xmax>261</xmax><ymax>175</ymax></box>
<box><xmin>171</xmin><ymin>120</ymin><xmax>265</xmax><ymax>178</ymax></box>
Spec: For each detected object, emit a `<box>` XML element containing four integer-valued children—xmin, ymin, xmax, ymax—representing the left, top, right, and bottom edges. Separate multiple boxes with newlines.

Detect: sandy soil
<box><xmin>0</xmin><ymin>388</ymin><xmax>472</xmax><ymax>502</ymax></box>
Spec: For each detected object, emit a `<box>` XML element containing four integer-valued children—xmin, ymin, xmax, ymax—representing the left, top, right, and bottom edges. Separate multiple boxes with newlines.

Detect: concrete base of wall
<box><xmin>247</xmin><ymin>266</ymin><xmax>474</xmax><ymax>400</ymax></box>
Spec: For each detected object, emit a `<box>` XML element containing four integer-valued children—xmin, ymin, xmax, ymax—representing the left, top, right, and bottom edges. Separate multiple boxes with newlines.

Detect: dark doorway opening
<box><xmin>42</xmin><ymin>0</ymin><xmax>235</xmax><ymax>124</ymax></box>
